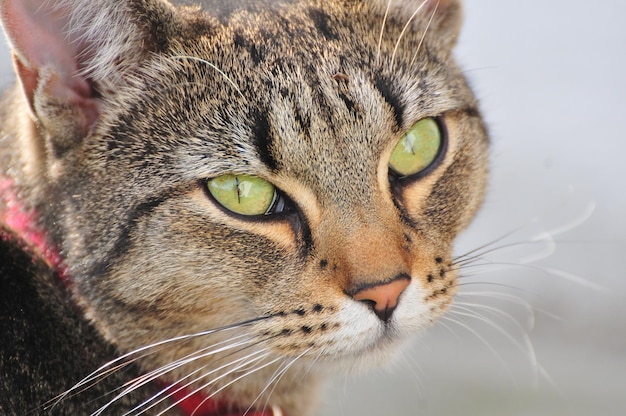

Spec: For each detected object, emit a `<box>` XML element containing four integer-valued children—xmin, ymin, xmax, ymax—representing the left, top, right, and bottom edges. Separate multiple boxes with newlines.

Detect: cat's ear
<box><xmin>423</xmin><ymin>0</ymin><xmax>463</xmax><ymax>49</ymax></box>
<box><xmin>0</xmin><ymin>0</ymin><xmax>176</xmax><ymax>156</ymax></box>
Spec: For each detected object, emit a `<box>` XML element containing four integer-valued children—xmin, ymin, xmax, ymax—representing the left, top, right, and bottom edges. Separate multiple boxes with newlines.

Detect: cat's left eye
<box><xmin>389</xmin><ymin>117</ymin><xmax>442</xmax><ymax>178</ymax></box>
<box><xmin>207</xmin><ymin>174</ymin><xmax>277</xmax><ymax>216</ymax></box>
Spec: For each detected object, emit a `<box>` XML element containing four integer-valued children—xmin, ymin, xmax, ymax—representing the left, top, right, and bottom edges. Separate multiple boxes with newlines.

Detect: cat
<box><xmin>0</xmin><ymin>0</ymin><xmax>489</xmax><ymax>415</ymax></box>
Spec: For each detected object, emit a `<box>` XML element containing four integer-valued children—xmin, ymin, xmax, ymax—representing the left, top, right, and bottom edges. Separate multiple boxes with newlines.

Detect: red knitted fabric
<box><xmin>166</xmin><ymin>384</ymin><xmax>279</xmax><ymax>416</ymax></box>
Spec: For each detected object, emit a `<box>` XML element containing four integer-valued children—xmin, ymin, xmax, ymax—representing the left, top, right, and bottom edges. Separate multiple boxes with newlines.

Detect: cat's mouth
<box><xmin>327</xmin><ymin>305</ymin><xmax>423</xmax><ymax>361</ymax></box>
<box><xmin>325</xmin><ymin>328</ymin><xmax>410</xmax><ymax>372</ymax></box>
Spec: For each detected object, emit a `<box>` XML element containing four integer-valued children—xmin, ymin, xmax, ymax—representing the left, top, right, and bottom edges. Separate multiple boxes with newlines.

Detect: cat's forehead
<box><xmin>103</xmin><ymin>0</ymin><xmax>470</xmax><ymax>207</ymax></box>
<box><xmin>168</xmin><ymin>1</ymin><xmax>464</xmax><ymax>161</ymax></box>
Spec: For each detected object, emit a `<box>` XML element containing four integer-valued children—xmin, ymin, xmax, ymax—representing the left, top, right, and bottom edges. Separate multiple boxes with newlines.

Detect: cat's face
<box><xmin>2</xmin><ymin>0</ymin><xmax>488</xmax><ymax>410</ymax></box>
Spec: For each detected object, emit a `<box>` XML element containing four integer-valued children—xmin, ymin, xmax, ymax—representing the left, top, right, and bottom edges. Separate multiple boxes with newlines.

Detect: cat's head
<box><xmin>1</xmin><ymin>0</ymin><xmax>488</xmax><ymax>409</ymax></box>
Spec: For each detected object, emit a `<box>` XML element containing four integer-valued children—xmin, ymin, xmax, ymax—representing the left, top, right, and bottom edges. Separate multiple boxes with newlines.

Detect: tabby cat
<box><xmin>0</xmin><ymin>0</ymin><xmax>488</xmax><ymax>414</ymax></box>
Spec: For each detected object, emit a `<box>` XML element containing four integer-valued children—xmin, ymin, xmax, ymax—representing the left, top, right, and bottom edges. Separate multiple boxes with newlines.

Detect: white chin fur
<box><xmin>324</xmin><ymin>281</ymin><xmax>431</xmax><ymax>373</ymax></box>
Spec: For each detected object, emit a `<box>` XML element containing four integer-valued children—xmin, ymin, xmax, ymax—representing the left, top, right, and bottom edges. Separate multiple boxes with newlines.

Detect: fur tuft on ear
<box><xmin>0</xmin><ymin>0</ymin><xmax>177</xmax><ymax>156</ymax></box>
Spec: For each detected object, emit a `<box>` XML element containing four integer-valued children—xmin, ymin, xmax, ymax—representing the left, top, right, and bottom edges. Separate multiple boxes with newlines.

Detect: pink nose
<box><xmin>351</xmin><ymin>275</ymin><xmax>411</xmax><ymax>322</ymax></box>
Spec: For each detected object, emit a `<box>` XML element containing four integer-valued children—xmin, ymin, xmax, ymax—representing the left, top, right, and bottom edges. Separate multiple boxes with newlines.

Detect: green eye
<box><xmin>389</xmin><ymin>117</ymin><xmax>442</xmax><ymax>177</ymax></box>
<box><xmin>207</xmin><ymin>174</ymin><xmax>276</xmax><ymax>216</ymax></box>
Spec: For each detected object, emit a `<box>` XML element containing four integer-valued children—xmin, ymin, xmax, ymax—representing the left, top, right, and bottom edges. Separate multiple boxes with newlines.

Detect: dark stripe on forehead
<box><xmin>251</xmin><ymin>108</ymin><xmax>279</xmax><ymax>171</ymax></box>
<box><xmin>308</xmin><ymin>7</ymin><xmax>339</xmax><ymax>40</ymax></box>
<box><xmin>373</xmin><ymin>74</ymin><xmax>404</xmax><ymax>128</ymax></box>
<box><xmin>233</xmin><ymin>31</ymin><xmax>264</xmax><ymax>65</ymax></box>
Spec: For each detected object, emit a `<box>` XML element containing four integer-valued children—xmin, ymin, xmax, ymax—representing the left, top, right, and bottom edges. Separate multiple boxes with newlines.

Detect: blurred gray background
<box><xmin>1</xmin><ymin>1</ymin><xmax>624</xmax><ymax>415</ymax></box>
<box><xmin>322</xmin><ymin>1</ymin><xmax>626</xmax><ymax>415</ymax></box>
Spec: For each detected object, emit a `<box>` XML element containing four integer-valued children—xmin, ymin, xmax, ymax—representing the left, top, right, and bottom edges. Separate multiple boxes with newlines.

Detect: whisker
<box><xmin>453</xmin><ymin>300</ymin><xmax>532</xmax><ymax>327</ymax></box>
<box><xmin>536</xmin><ymin>265</ymin><xmax>610</xmax><ymax>293</ymax></box>
<box><xmin>162</xmin><ymin>352</ymin><xmax>282</xmax><ymax>416</ymax></box>
<box><xmin>135</xmin><ymin>348</ymin><xmax>274</xmax><ymax>416</ymax></box>
<box><xmin>453</xmin><ymin>236</ymin><xmax>538</xmax><ymax>266</ymax></box>
<box><xmin>131</xmin><ymin>332</ymin><xmax>284</xmax><ymax>415</ymax></box>
<box><xmin>246</xmin><ymin>348</ymin><xmax>312</xmax><ymax>416</ymax></box>
<box><xmin>448</xmin><ymin>303</ymin><xmax>561</xmax><ymax>389</ymax></box>
<box><xmin>376</xmin><ymin>0</ymin><xmax>393</xmax><ymax>65</ymax></box>
<box><xmin>454</xmin><ymin>201</ymin><xmax>597</xmax><ymax>267</ymax></box>
<box><xmin>47</xmin><ymin>317</ymin><xmax>270</xmax><ymax>414</ymax></box>
<box><xmin>42</xmin><ymin>359</ymin><xmax>139</xmax><ymax>410</ymax></box>
<box><xmin>396</xmin><ymin>349</ymin><xmax>425</xmax><ymax>399</ymax></box>
<box><xmin>249</xmin><ymin>359</ymin><xmax>291</xmax><ymax>415</ymax></box>
<box><xmin>409</xmin><ymin>0</ymin><xmax>438</xmax><ymax>68</ymax></box>
<box><xmin>194</xmin><ymin>355</ymin><xmax>284</xmax><ymax>416</ymax></box>
<box><xmin>454</xmin><ymin>282</ymin><xmax>565</xmax><ymax>324</ymax></box>
<box><xmin>455</xmin><ymin>288</ymin><xmax>550</xmax><ymax>320</ymax></box>
<box><xmin>452</xmin><ymin>229</ymin><xmax>523</xmax><ymax>263</ymax></box>
<box><xmin>449</xmin><ymin>305</ymin><xmax>536</xmax><ymax>359</ymax></box>
<box><xmin>459</xmin><ymin>260</ymin><xmax>609</xmax><ymax>293</ymax></box>
<box><xmin>440</xmin><ymin>315</ymin><xmax>514</xmax><ymax>379</ymax></box>
<box><xmin>449</xmin><ymin>307</ymin><xmax>541</xmax><ymax>387</ymax></box>
<box><xmin>115</xmin><ymin>336</ymin><xmax>260</xmax><ymax>416</ymax></box>
<box><xmin>94</xmin><ymin>336</ymin><xmax>262</xmax><ymax>416</ymax></box>
<box><xmin>531</xmin><ymin>200</ymin><xmax>596</xmax><ymax>241</ymax></box>
<box><xmin>298</xmin><ymin>349</ymin><xmax>323</xmax><ymax>384</ymax></box>
<box><xmin>390</xmin><ymin>0</ymin><xmax>428</xmax><ymax>71</ymax></box>
<box><xmin>52</xmin><ymin>315</ymin><xmax>272</xmax><ymax>408</ymax></box>
<box><xmin>170</xmin><ymin>55</ymin><xmax>245</xmax><ymax>97</ymax></box>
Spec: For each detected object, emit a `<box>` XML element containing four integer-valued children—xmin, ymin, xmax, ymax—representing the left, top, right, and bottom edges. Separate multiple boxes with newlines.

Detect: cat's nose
<box><xmin>350</xmin><ymin>274</ymin><xmax>411</xmax><ymax>322</ymax></box>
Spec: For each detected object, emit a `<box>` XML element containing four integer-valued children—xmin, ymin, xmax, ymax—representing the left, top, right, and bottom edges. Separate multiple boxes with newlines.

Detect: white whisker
<box><xmin>453</xmin><ymin>300</ymin><xmax>533</xmax><ymax>329</ymax></box>
<box><xmin>463</xmin><ymin>260</ymin><xmax>609</xmax><ymax>293</ymax></box>
<box><xmin>171</xmin><ymin>55</ymin><xmax>244</xmax><ymax>97</ymax></box>
<box><xmin>455</xmin><ymin>201</ymin><xmax>598</xmax><ymax>272</ymax></box>
<box><xmin>390</xmin><ymin>0</ymin><xmax>428</xmax><ymax>70</ymax></box>
<box><xmin>453</xmin><ymin>229</ymin><xmax>520</xmax><ymax>263</ymax></box>
<box><xmin>409</xmin><ymin>0</ymin><xmax>438</xmax><ymax>68</ymax></box>
<box><xmin>538</xmin><ymin>266</ymin><xmax>610</xmax><ymax>293</ymax></box>
<box><xmin>532</xmin><ymin>200</ymin><xmax>596</xmax><ymax>241</ymax></box>
<box><xmin>93</xmin><ymin>336</ymin><xmax>261</xmax><ymax>416</ymax></box>
<box><xmin>52</xmin><ymin>316</ymin><xmax>270</xmax><ymax>408</ymax></box>
<box><xmin>453</xmin><ymin>237</ymin><xmax>553</xmax><ymax>268</ymax></box>
<box><xmin>134</xmin><ymin>348</ymin><xmax>273</xmax><ymax>416</ymax></box>
<box><xmin>160</xmin><ymin>352</ymin><xmax>282</xmax><ymax>416</ymax></box>
<box><xmin>447</xmin><ymin>307</ymin><xmax>543</xmax><ymax>388</ymax></box>
<box><xmin>450</xmin><ymin>305</ymin><xmax>536</xmax><ymax>358</ymax></box>
<box><xmin>115</xmin><ymin>336</ymin><xmax>259</xmax><ymax>416</ymax></box>
<box><xmin>246</xmin><ymin>348</ymin><xmax>312</xmax><ymax>416</ymax></box>
<box><xmin>440</xmin><ymin>315</ymin><xmax>514</xmax><ymax>380</ymax></box>
<box><xmin>456</xmin><ymin>289</ymin><xmax>550</xmax><ymax>321</ymax></box>
<box><xmin>376</xmin><ymin>0</ymin><xmax>393</xmax><ymax>65</ymax></box>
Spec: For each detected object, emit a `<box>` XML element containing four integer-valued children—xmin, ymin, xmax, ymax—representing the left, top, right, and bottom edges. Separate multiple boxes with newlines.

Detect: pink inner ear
<box><xmin>1</xmin><ymin>0</ymin><xmax>99</xmax><ymax>130</ymax></box>
<box><xmin>2</xmin><ymin>1</ymin><xmax>81</xmax><ymax>78</ymax></box>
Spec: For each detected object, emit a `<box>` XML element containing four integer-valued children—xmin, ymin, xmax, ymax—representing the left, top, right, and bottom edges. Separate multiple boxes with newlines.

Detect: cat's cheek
<box><xmin>189</xmin><ymin>188</ymin><xmax>297</xmax><ymax>251</ymax></box>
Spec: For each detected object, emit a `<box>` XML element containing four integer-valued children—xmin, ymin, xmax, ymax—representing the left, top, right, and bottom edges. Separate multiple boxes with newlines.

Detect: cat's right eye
<box><xmin>389</xmin><ymin>117</ymin><xmax>443</xmax><ymax>178</ymax></box>
<box><xmin>207</xmin><ymin>174</ymin><xmax>278</xmax><ymax>216</ymax></box>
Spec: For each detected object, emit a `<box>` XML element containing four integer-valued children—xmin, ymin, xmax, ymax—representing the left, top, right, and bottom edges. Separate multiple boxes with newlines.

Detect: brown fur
<box><xmin>0</xmin><ymin>0</ymin><xmax>488</xmax><ymax>414</ymax></box>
